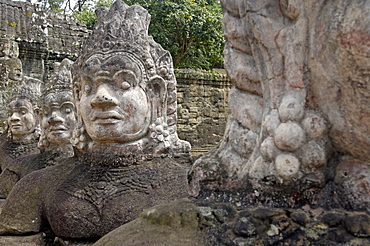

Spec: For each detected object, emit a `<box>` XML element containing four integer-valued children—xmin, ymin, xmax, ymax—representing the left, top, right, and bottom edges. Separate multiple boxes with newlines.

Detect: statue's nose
<box><xmin>10</xmin><ymin>112</ymin><xmax>21</xmax><ymax>122</ymax></box>
<box><xmin>48</xmin><ymin>112</ymin><xmax>63</xmax><ymax>125</ymax></box>
<box><xmin>90</xmin><ymin>85</ymin><xmax>119</xmax><ymax>107</ymax></box>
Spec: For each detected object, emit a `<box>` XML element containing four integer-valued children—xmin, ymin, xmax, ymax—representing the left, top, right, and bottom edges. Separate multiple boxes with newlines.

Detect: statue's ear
<box><xmin>148</xmin><ymin>76</ymin><xmax>167</xmax><ymax>120</ymax></box>
<box><xmin>149</xmin><ymin>76</ymin><xmax>166</xmax><ymax>100</ymax></box>
<box><xmin>36</xmin><ymin>108</ymin><xmax>42</xmax><ymax>121</ymax></box>
<box><xmin>34</xmin><ymin>108</ymin><xmax>41</xmax><ymax>124</ymax></box>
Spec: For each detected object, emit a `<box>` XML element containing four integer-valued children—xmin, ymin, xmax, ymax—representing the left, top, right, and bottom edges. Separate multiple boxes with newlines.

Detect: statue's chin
<box><xmin>86</xmin><ymin>138</ymin><xmax>150</xmax><ymax>157</ymax></box>
<box><xmin>88</xmin><ymin>127</ymin><xmax>149</xmax><ymax>144</ymax></box>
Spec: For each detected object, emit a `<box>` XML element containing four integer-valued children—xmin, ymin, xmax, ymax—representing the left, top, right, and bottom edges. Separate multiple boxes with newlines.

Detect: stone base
<box><xmin>0</xmin><ymin>199</ymin><xmax>5</xmax><ymax>214</ymax></box>
<box><xmin>94</xmin><ymin>199</ymin><xmax>370</xmax><ymax>246</ymax></box>
<box><xmin>0</xmin><ymin>233</ymin><xmax>45</xmax><ymax>246</ymax></box>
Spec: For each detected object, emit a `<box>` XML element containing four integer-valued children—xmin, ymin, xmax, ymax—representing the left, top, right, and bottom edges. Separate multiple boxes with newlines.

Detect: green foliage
<box><xmin>35</xmin><ymin>0</ymin><xmax>65</xmax><ymax>11</ymax></box>
<box><xmin>74</xmin><ymin>0</ymin><xmax>224</xmax><ymax>70</ymax></box>
<box><xmin>73</xmin><ymin>0</ymin><xmax>112</xmax><ymax>29</ymax></box>
<box><xmin>73</xmin><ymin>8</ymin><xmax>95</xmax><ymax>29</ymax></box>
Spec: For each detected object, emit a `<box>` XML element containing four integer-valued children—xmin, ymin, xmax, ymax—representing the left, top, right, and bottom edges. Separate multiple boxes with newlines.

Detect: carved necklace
<box><xmin>60</xmin><ymin>154</ymin><xmax>166</xmax><ymax>213</ymax></box>
<box><xmin>3</xmin><ymin>139</ymin><xmax>39</xmax><ymax>159</ymax></box>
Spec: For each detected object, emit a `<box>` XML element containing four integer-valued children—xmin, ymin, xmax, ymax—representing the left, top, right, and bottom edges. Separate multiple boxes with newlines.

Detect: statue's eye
<box><xmin>61</xmin><ymin>103</ymin><xmax>74</xmax><ymax>114</ymax></box>
<box><xmin>43</xmin><ymin>109</ymin><xmax>50</xmax><ymax>116</ymax></box>
<box><xmin>20</xmin><ymin>109</ymin><xmax>27</xmax><ymax>115</ymax></box>
<box><xmin>64</xmin><ymin>106</ymin><xmax>74</xmax><ymax>114</ymax></box>
<box><xmin>120</xmin><ymin>81</ymin><xmax>131</xmax><ymax>90</ymax></box>
<box><xmin>84</xmin><ymin>85</ymin><xmax>91</xmax><ymax>93</ymax></box>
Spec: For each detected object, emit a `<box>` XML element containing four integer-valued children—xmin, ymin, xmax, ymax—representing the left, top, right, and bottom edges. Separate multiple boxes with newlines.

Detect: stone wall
<box><xmin>0</xmin><ymin>0</ymin><xmax>89</xmax><ymax>82</ymax></box>
<box><xmin>175</xmin><ymin>70</ymin><xmax>231</xmax><ymax>154</ymax></box>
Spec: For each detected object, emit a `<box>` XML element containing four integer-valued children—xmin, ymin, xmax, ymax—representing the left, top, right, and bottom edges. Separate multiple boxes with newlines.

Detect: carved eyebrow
<box><xmin>113</xmin><ymin>70</ymin><xmax>137</xmax><ymax>82</ymax></box>
<box><xmin>60</xmin><ymin>102</ymin><xmax>75</xmax><ymax>108</ymax></box>
<box><xmin>14</xmin><ymin>106</ymin><xmax>32</xmax><ymax>113</ymax></box>
<box><xmin>44</xmin><ymin>101</ymin><xmax>75</xmax><ymax>109</ymax></box>
<box><xmin>19</xmin><ymin>106</ymin><xmax>30</xmax><ymax>111</ymax></box>
<box><xmin>48</xmin><ymin>102</ymin><xmax>59</xmax><ymax>107</ymax></box>
<box><xmin>95</xmin><ymin>71</ymin><xmax>110</xmax><ymax>77</ymax></box>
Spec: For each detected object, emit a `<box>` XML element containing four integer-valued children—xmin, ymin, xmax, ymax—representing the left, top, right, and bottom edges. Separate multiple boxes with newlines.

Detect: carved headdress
<box><xmin>42</xmin><ymin>58</ymin><xmax>74</xmax><ymax>98</ymax></box>
<box><xmin>9</xmin><ymin>76</ymin><xmax>41</xmax><ymax>111</ymax></box>
<box><xmin>72</xmin><ymin>0</ymin><xmax>190</xmax><ymax>154</ymax></box>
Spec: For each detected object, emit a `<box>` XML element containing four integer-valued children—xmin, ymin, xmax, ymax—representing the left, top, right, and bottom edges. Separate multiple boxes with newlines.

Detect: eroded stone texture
<box><xmin>309</xmin><ymin>0</ymin><xmax>370</xmax><ymax>162</ymax></box>
<box><xmin>0</xmin><ymin>0</ymin><xmax>190</xmax><ymax>240</ymax></box>
<box><xmin>274</xmin><ymin>122</ymin><xmax>306</xmax><ymax>152</ymax></box>
<box><xmin>0</xmin><ymin>233</ymin><xmax>45</xmax><ymax>246</ymax></box>
<box><xmin>190</xmin><ymin>0</ymin><xmax>370</xmax><ymax>210</ymax></box>
<box><xmin>93</xmin><ymin>199</ymin><xmax>370</xmax><ymax>246</ymax></box>
<box><xmin>94</xmin><ymin>199</ymin><xmax>209</xmax><ymax>246</ymax></box>
<box><xmin>335</xmin><ymin>157</ymin><xmax>370</xmax><ymax>211</ymax></box>
<box><xmin>275</xmin><ymin>154</ymin><xmax>301</xmax><ymax>180</ymax></box>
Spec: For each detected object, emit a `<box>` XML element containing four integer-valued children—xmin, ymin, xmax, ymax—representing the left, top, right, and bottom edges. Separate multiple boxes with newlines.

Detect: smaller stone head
<box><xmin>38</xmin><ymin>59</ymin><xmax>76</xmax><ymax>151</ymax></box>
<box><xmin>0</xmin><ymin>58</ymin><xmax>22</xmax><ymax>86</ymax></box>
<box><xmin>7</xmin><ymin>58</ymin><xmax>22</xmax><ymax>82</ymax></box>
<box><xmin>0</xmin><ymin>39</ymin><xmax>19</xmax><ymax>58</ymax></box>
<box><xmin>7</xmin><ymin>76</ymin><xmax>41</xmax><ymax>142</ymax></box>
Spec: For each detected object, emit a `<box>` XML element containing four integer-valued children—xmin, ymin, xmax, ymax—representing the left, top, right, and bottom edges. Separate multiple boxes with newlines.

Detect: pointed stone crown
<box><xmin>11</xmin><ymin>76</ymin><xmax>41</xmax><ymax>108</ymax></box>
<box><xmin>42</xmin><ymin>58</ymin><xmax>74</xmax><ymax>97</ymax></box>
<box><xmin>76</xmin><ymin>0</ymin><xmax>173</xmax><ymax>81</ymax></box>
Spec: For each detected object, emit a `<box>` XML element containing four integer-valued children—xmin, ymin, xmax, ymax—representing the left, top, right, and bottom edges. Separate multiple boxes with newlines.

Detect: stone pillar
<box><xmin>191</xmin><ymin>0</ymin><xmax>370</xmax><ymax>211</ymax></box>
<box><xmin>175</xmin><ymin>70</ymin><xmax>231</xmax><ymax>154</ymax></box>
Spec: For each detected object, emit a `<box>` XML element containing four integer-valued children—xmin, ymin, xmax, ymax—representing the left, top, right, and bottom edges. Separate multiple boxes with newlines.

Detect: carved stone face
<box><xmin>0</xmin><ymin>41</ymin><xmax>10</xmax><ymax>57</ymax></box>
<box><xmin>8</xmin><ymin>59</ymin><xmax>22</xmax><ymax>81</ymax></box>
<box><xmin>8</xmin><ymin>99</ymin><xmax>37</xmax><ymax>136</ymax></box>
<box><xmin>79</xmin><ymin>53</ymin><xmax>151</xmax><ymax>144</ymax></box>
<box><xmin>42</xmin><ymin>92</ymin><xmax>75</xmax><ymax>145</ymax></box>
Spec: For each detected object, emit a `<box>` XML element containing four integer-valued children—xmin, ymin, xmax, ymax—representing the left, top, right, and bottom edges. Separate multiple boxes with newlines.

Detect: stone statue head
<box><xmin>0</xmin><ymin>58</ymin><xmax>22</xmax><ymax>86</ymax></box>
<box><xmin>72</xmin><ymin>0</ymin><xmax>190</xmax><ymax>155</ymax></box>
<box><xmin>38</xmin><ymin>58</ymin><xmax>76</xmax><ymax>151</ymax></box>
<box><xmin>0</xmin><ymin>39</ymin><xmax>21</xmax><ymax>87</ymax></box>
<box><xmin>7</xmin><ymin>76</ymin><xmax>41</xmax><ymax>142</ymax></box>
<box><xmin>0</xmin><ymin>38</ymin><xmax>19</xmax><ymax>58</ymax></box>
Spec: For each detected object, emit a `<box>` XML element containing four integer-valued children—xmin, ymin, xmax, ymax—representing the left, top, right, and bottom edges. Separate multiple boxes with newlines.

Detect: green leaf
<box><xmin>73</xmin><ymin>0</ymin><xmax>224</xmax><ymax>70</ymax></box>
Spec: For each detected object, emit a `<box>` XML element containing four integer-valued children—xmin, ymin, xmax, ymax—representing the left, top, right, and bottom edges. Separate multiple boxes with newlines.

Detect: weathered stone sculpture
<box><xmin>71</xmin><ymin>0</ymin><xmax>190</xmax><ymax>155</ymax></box>
<box><xmin>190</xmin><ymin>0</ymin><xmax>370</xmax><ymax>210</ymax></box>
<box><xmin>0</xmin><ymin>0</ymin><xmax>190</xmax><ymax>240</ymax></box>
<box><xmin>0</xmin><ymin>76</ymin><xmax>41</xmax><ymax>172</ymax></box>
<box><xmin>92</xmin><ymin>1</ymin><xmax>370</xmax><ymax>245</ymax></box>
<box><xmin>0</xmin><ymin>38</ymin><xmax>22</xmax><ymax>133</ymax></box>
<box><xmin>0</xmin><ymin>58</ymin><xmax>75</xmax><ymax>198</ymax></box>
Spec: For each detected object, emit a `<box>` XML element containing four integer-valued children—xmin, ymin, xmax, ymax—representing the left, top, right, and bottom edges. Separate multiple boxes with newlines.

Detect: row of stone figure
<box><xmin>0</xmin><ymin>0</ymin><xmax>192</xmax><ymax>240</ymax></box>
<box><xmin>0</xmin><ymin>59</ymin><xmax>75</xmax><ymax>197</ymax></box>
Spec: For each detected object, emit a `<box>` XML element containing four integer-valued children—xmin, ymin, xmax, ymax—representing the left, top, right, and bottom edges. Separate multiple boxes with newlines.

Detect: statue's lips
<box><xmin>10</xmin><ymin>124</ymin><xmax>22</xmax><ymax>129</ymax></box>
<box><xmin>91</xmin><ymin>111</ymin><xmax>123</xmax><ymax>124</ymax></box>
<box><xmin>49</xmin><ymin>126</ymin><xmax>68</xmax><ymax>133</ymax></box>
